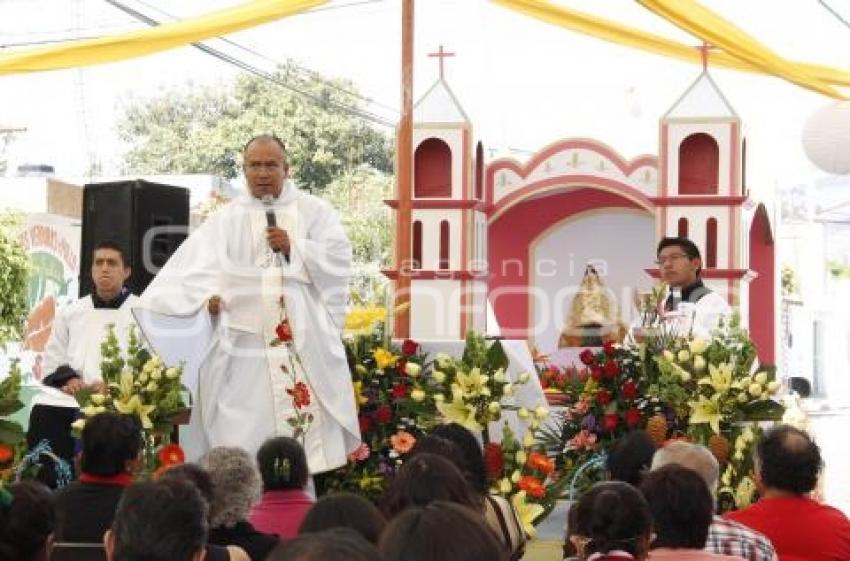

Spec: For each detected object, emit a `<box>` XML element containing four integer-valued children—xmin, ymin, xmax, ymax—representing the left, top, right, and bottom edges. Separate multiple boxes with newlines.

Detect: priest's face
<box><xmin>243</xmin><ymin>138</ymin><xmax>290</xmax><ymax>199</ymax></box>
<box><xmin>657</xmin><ymin>244</ymin><xmax>700</xmax><ymax>288</ymax></box>
<box><xmin>92</xmin><ymin>248</ymin><xmax>130</xmax><ymax>300</ymax></box>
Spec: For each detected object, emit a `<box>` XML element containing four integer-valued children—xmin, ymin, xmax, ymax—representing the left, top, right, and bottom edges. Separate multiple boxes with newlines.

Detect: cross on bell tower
<box><xmin>428</xmin><ymin>44</ymin><xmax>455</xmax><ymax>80</ymax></box>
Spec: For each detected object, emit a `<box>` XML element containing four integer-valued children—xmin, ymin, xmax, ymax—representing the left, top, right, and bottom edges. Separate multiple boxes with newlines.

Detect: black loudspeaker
<box><xmin>80</xmin><ymin>180</ymin><xmax>190</xmax><ymax>297</ymax></box>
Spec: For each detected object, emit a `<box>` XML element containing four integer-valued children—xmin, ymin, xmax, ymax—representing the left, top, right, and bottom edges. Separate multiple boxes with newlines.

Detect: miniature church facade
<box><xmin>385</xmin><ymin>63</ymin><xmax>776</xmax><ymax>365</ymax></box>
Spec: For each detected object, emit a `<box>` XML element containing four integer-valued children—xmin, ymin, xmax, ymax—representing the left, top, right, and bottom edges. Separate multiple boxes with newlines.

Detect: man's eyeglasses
<box><xmin>655</xmin><ymin>253</ymin><xmax>690</xmax><ymax>266</ymax></box>
<box><xmin>246</xmin><ymin>162</ymin><xmax>282</xmax><ymax>172</ymax></box>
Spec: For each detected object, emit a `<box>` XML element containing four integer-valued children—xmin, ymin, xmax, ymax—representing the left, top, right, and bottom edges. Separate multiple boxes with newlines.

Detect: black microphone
<box><xmin>262</xmin><ymin>195</ymin><xmax>289</xmax><ymax>263</ymax></box>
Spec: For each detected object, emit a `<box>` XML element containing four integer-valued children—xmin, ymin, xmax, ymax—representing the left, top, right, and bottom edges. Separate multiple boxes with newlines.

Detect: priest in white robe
<box><xmin>138</xmin><ymin>134</ymin><xmax>360</xmax><ymax>472</ymax></box>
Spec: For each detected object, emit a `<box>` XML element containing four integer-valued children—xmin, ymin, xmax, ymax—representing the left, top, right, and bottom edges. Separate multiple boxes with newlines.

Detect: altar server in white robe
<box><xmin>656</xmin><ymin>236</ymin><xmax>731</xmax><ymax>338</ymax></box>
<box><xmin>28</xmin><ymin>241</ymin><xmax>139</xmax><ymax>483</ymax></box>
<box><xmin>138</xmin><ymin>134</ymin><xmax>360</xmax><ymax>472</ymax></box>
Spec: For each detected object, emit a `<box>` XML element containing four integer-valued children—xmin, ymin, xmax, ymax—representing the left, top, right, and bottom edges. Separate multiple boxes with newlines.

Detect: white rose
<box><xmin>405</xmin><ymin>362</ymin><xmax>422</xmax><ymax>377</ymax></box>
<box><xmin>515</xmin><ymin>451</ymin><xmax>527</xmax><ymax>465</ymax></box>
<box><xmin>165</xmin><ymin>368</ymin><xmax>180</xmax><ymax>380</ymax></box>
<box><xmin>754</xmin><ymin>371</ymin><xmax>768</xmax><ymax>385</ymax></box>
<box><xmin>493</xmin><ymin>369</ymin><xmax>506</xmax><ymax>383</ymax></box>
<box><xmin>518</xmin><ymin>372</ymin><xmax>531</xmax><ymax>384</ymax></box>
<box><xmin>411</xmin><ymin>388</ymin><xmax>426</xmax><ymax>402</ymax></box>
<box><xmin>766</xmin><ymin>380</ymin><xmax>781</xmax><ymax>394</ymax></box>
<box><xmin>480</xmin><ymin>386</ymin><xmax>492</xmax><ymax>397</ymax></box>
<box><xmin>146</xmin><ymin>381</ymin><xmax>159</xmax><ymax>393</ymax></box>
<box><xmin>677</xmin><ymin>349</ymin><xmax>691</xmax><ymax>363</ymax></box>
<box><xmin>433</xmin><ymin>370</ymin><xmax>446</xmax><ymax>384</ymax></box>
<box><xmin>688</xmin><ymin>338</ymin><xmax>708</xmax><ymax>355</ymax></box>
<box><xmin>694</xmin><ymin>356</ymin><xmax>707</xmax><ymax>371</ymax></box>
<box><xmin>748</xmin><ymin>383</ymin><xmax>763</xmax><ymax>397</ymax></box>
<box><xmin>503</xmin><ymin>383</ymin><xmax>514</xmax><ymax>396</ymax></box>
<box><xmin>737</xmin><ymin>392</ymin><xmax>749</xmax><ymax>403</ymax></box>
<box><xmin>139</xmin><ymin>372</ymin><xmax>148</xmax><ymax>384</ymax></box>
<box><xmin>433</xmin><ymin>393</ymin><xmax>445</xmax><ymax>403</ymax></box>
<box><xmin>534</xmin><ymin>406</ymin><xmax>549</xmax><ymax>420</ymax></box>
<box><xmin>663</xmin><ymin>350</ymin><xmax>676</xmax><ymax>362</ymax></box>
<box><xmin>523</xmin><ymin>432</ymin><xmax>536</xmax><ymax>448</ymax></box>
<box><xmin>435</xmin><ymin>353</ymin><xmax>452</xmax><ymax>369</ymax></box>
<box><xmin>680</xmin><ymin>370</ymin><xmax>692</xmax><ymax>382</ymax></box>
<box><xmin>517</xmin><ymin>407</ymin><xmax>530</xmax><ymax>420</ymax></box>
<box><xmin>150</xmin><ymin>369</ymin><xmax>162</xmax><ymax>381</ymax></box>
<box><xmin>510</xmin><ymin>470</ymin><xmax>522</xmax><ymax>483</ymax></box>
<box><xmin>488</xmin><ymin>402</ymin><xmax>501</xmax><ymax>414</ymax></box>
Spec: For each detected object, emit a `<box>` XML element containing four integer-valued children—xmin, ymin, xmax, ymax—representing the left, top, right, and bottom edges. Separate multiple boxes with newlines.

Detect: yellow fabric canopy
<box><xmin>637</xmin><ymin>0</ymin><xmax>843</xmax><ymax>98</ymax></box>
<box><xmin>0</xmin><ymin>0</ymin><xmax>325</xmax><ymax>75</ymax></box>
<box><xmin>493</xmin><ymin>0</ymin><xmax>849</xmax><ymax>97</ymax></box>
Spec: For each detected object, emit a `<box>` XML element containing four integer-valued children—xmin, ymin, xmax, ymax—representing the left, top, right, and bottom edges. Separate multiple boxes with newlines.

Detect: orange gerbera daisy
<box><xmin>526</xmin><ymin>452</ymin><xmax>555</xmax><ymax>476</ymax></box>
<box><xmin>390</xmin><ymin>430</ymin><xmax>416</xmax><ymax>454</ymax></box>
<box><xmin>518</xmin><ymin>475</ymin><xmax>546</xmax><ymax>499</ymax></box>
<box><xmin>157</xmin><ymin>443</ymin><xmax>185</xmax><ymax>467</ymax></box>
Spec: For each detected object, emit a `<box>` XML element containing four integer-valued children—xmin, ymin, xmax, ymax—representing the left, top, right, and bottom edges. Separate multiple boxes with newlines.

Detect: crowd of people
<box><xmin>4</xmin><ymin>411</ymin><xmax>850</xmax><ymax>561</ymax></box>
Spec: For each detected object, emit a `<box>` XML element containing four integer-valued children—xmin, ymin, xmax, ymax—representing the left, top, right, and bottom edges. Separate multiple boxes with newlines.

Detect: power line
<box><xmin>818</xmin><ymin>0</ymin><xmax>850</xmax><ymax>29</ymax></box>
<box><xmin>119</xmin><ymin>0</ymin><xmax>398</xmax><ymax>115</ymax></box>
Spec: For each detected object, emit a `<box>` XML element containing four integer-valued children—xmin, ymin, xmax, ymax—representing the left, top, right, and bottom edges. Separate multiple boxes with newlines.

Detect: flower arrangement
<box><xmin>73</xmin><ymin>325</ymin><xmax>186</xmax><ymax>438</ymax></box>
<box><xmin>420</xmin><ymin>332</ymin><xmax>536</xmax><ymax>442</ymax></box>
<box><xmin>318</xmin><ymin>308</ymin><xmax>433</xmax><ymax>502</ymax></box>
<box><xmin>0</xmin><ymin>361</ymin><xmax>25</xmax><ymax>481</ymax></box>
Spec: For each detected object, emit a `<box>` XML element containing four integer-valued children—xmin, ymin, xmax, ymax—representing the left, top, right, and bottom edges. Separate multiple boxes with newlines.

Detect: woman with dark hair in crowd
<box><xmin>428</xmin><ymin>423</ymin><xmax>527</xmax><ymax>560</ymax></box>
<box><xmin>158</xmin><ymin>463</ymin><xmax>250</xmax><ymax>561</ymax></box>
<box><xmin>567</xmin><ymin>481</ymin><xmax>653</xmax><ymax>560</ymax></box>
<box><xmin>380</xmin><ymin>501</ymin><xmax>507</xmax><ymax>561</ymax></box>
<box><xmin>248</xmin><ymin>437</ymin><xmax>314</xmax><ymax>539</ymax></box>
<box><xmin>270</xmin><ymin>527</ymin><xmax>382</xmax><ymax>561</ymax></box>
<box><xmin>380</xmin><ymin>452</ymin><xmax>479</xmax><ymax>518</ymax></box>
<box><xmin>299</xmin><ymin>492</ymin><xmax>386</xmax><ymax>545</ymax></box>
<box><xmin>0</xmin><ymin>481</ymin><xmax>54</xmax><ymax>561</ymax></box>
<box><xmin>640</xmin><ymin>465</ymin><xmax>744</xmax><ymax>561</ymax></box>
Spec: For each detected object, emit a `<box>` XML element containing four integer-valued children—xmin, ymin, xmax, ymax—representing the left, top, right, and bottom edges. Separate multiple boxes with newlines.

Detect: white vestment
<box><xmin>661</xmin><ymin>287</ymin><xmax>732</xmax><ymax>338</ymax></box>
<box><xmin>138</xmin><ymin>182</ymin><xmax>360</xmax><ymax>472</ymax></box>
<box><xmin>34</xmin><ymin>294</ymin><xmax>139</xmax><ymax>408</ymax></box>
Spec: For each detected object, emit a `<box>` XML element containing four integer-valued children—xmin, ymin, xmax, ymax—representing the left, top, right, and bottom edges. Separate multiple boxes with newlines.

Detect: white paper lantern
<box><xmin>802</xmin><ymin>101</ymin><xmax>850</xmax><ymax>175</ymax></box>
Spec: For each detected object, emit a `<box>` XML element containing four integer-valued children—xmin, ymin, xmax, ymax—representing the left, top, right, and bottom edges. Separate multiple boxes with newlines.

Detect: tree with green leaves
<box><xmin>117</xmin><ymin>64</ymin><xmax>394</xmax><ymax>193</ymax></box>
<box><xmin>0</xmin><ymin>214</ymin><xmax>30</xmax><ymax>348</ymax></box>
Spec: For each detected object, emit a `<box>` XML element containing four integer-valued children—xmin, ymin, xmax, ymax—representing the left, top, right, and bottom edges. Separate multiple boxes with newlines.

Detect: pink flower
<box><xmin>347</xmin><ymin>443</ymin><xmax>371</xmax><ymax>462</ymax></box>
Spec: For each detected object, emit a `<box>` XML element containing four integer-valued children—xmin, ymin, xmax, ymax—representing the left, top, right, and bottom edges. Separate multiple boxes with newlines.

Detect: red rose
<box><xmin>625</xmin><ymin>408</ymin><xmax>642</xmax><ymax>427</ymax></box>
<box><xmin>579</xmin><ymin>349</ymin><xmax>596</xmax><ymax>366</ymax></box>
<box><xmin>358</xmin><ymin>415</ymin><xmax>371</xmax><ymax>433</ymax></box>
<box><xmin>275</xmin><ymin>320</ymin><xmax>293</xmax><ymax>342</ymax></box>
<box><xmin>603</xmin><ymin>341</ymin><xmax>617</xmax><ymax>357</ymax></box>
<box><xmin>602</xmin><ymin>413</ymin><xmax>619</xmax><ymax>432</ymax></box>
<box><xmin>375</xmin><ymin>405</ymin><xmax>393</xmax><ymax>424</ymax></box>
<box><xmin>402</xmin><ymin>339</ymin><xmax>420</xmax><ymax>355</ymax></box>
<box><xmin>287</xmin><ymin>382</ymin><xmax>311</xmax><ymax>409</ymax></box>
<box><xmin>590</xmin><ymin>367</ymin><xmax>603</xmax><ymax>382</ymax></box>
<box><xmin>391</xmin><ymin>384</ymin><xmax>407</xmax><ymax>400</ymax></box>
<box><xmin>622</xmin><ymin>381</ymin><xmax>638</xmax><ymax>400</ymax></box>
<box><xmin>603</xmin><ymin>361</ymin><xmax>619</xmax><ymax>379</ymax></box>
<box><xmin>483</xmin><ymin>443</ymin><xmax>505</xmax><ymax>481</ymax></box>
<box><xmin>397</xmin><ymin>358</ymin><xmax>408</xmax><ymax>377</ymax></box>
<box><xmin>596</xmin><ymin>389</ymin><xmax>612</xmax><ymax>406</ymax></box>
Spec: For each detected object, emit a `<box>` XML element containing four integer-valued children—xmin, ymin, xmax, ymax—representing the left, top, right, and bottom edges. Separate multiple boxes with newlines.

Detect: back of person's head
<box><xmin>429</xmin><ymin>423</ymin><xmax>489</xmax><ymax>495</ymax></box>
<box><xmin>381</xmin><ymin>453</ymin><xmax>478</xmax><ymax>518</ymax></box>
<box><xmin>757</xmin><ymin>424</ymin><xmax>822</xmax><ymax>494</ymax></box>
<box><xmin>269</xmin><ymin>527</ymin><xmax>381</xmax><ymax>561</ymax></box>
<box><xmin>406</xmin><ymin>435</ymin><xmax>478</xmax><ymax>495</ymax></box>
<box><xmin>200</xmin><ymin>446</ymin><xmax>261</xmax><ymax>528</ymax></box>
<box><xmin>81</xmin><ymin>412</ymin><xmax>142</xmax><ymax>476</ymax></box>
<box><xmin>158</xmin><ymin>462</ymin><xmax>214</xmax><ymax>505</ymax></box>
<box><xmin>569</xmin><ymin>481</ymin><xmax>652</xmax><ymax>559</ymax></box>
<box><xmin>107</xmin><ymin>479</ymin><xmax>207</xmax><ymax>561</ymax></box>
<box><xmin>299</xmin><ymin>492</ymin><xmax>386</xmax><ymax>544</ymax></box>
<box><xmin>639</xmin><ymin>464</ymin><xmax>713</xmax><ymax>550</ymax></box>
<box><xmin>607</xmin><ymin>430</ymin><xmax>657</xmax><ymax>486</ymax></box>
<box><xmin>379</xmin><ymin>501</ymin><xmax>506</xmax><ymax>561</ymax></box>
<box><xmin>256</xmin><ymin>436</ymin><xmax>309</xmax><ymax>491</ymax></box>
<box><xmin>0</xmin><ymin>482</ymin><xmax>54</xmax><ymax>561</ymax></box>
<box><xmin>650</xmin><ymin>441</ymin><xmax>719</xmax><ymax>492</ymax></box>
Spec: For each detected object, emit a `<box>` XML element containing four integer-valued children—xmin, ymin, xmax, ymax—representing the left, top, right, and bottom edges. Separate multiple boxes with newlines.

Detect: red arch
<box><xmin>679</xmin><ymin>133</ymin><xmax>719</xmax><ymax>195</ymax></box>
<box><xmin>488</xmin><ymin>187</ymin><xmax>649</xmax><ymax>337</ymax></box>
<box><xmin>749</xmin><ymin>205</ymin><xmax>775</xmax><ymax>364</ymax></box>
<box><xmin>412</xmin><ymin>221</ymin><xmax>423</xmax><ymax>269</ymax></box>
<box><xmin>439</xmin><ymin>220</ymin><xmax>450</xmax><ymax>270</ymax></box>
<box><xmin>415</xmin><ymin>138</ymin><xmax>451</xmax><ymax>198</ymax></box>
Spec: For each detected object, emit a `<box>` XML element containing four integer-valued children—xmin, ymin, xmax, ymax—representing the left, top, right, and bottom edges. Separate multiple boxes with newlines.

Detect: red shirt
<box><xmin>725</xmin><ymin>495</ymin><xmax>850</xmax><ymax>561</ymax></box>
<box><xmin>248</xmin><ymin>489</ymin><xmax>314</xmax><ymax>540</ymax></box>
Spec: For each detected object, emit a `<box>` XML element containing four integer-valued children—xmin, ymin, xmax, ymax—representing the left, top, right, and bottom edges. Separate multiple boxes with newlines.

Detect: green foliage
<box><xmin>0</xmin><ymin>214</ymin><xmax>31</xmax><ymax>348</ymax></box>
<box><xmin>781</xmin><ymin>264</ymin><xmax>798</xmax><ymax>296</ymax></box>
<box><xmin>117</xmin><ymin>63</ymin><xmax>394</xmax><ymax>193</ymax></box>
<box><xmin>0</xmin><ymin>360</ymin><xmax>25</xmax><ymax>452</ymax></box>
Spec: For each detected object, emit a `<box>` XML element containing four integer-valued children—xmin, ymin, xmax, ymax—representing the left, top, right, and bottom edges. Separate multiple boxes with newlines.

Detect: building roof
<box><xmin>664</xmin><ymin>71</ymin><xmax>738</xmax><ymax>120</ymax></box>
